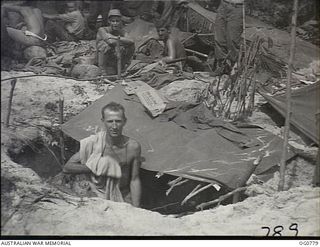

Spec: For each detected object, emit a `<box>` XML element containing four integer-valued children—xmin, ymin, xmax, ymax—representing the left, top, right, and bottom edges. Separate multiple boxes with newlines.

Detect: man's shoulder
<box><xmin>82</xmin><ymin>131</ymin><xmax>104</xmax><ymax>143</ymax></box>
<box><xmin>126</xmin><ymin>137</ymin><xmax>141</xmax><ymax>152</ymax></box>
<box><xmin>63</xmin><ymin>10</ymin><xmax>83</xmax><ymax>19</ymax></box>
<box><xmin>98</xmin><ymin>26</ymin><xmax>111</xmax><ymax>33</ymax></box>
<box><xmin>33</xmin><ymin>8</ymin><xmax>42</xmax><ymax>15</ymax></box>
<box><xmin>169</xmin><ymin>35</ymin><xmax>180</xmax><ymax>44</ymax></box>
<box><xmin>166</xmin><ymin>35</ymin><xmax>177</xmax><ymax>45</ymax></box>
<box><xmin>70</xmin><ymin>10</ymin><xmax>82</xmax><ymax>16</ymax></box>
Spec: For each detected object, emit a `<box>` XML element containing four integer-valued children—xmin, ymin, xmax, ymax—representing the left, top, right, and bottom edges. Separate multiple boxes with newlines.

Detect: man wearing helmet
<box><xmin>96</xmin><ymin>9</ymin><xmax>135</xmax><ymax>76</ymax></box>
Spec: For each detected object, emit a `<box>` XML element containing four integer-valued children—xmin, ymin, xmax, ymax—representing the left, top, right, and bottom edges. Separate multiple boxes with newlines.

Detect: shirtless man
<box><xmin>63</xmin><ymin>102</ymin><xmax>142</xmax><ymax>207</ymax></box>
<box><xmin>96</xmin><ymin>9</ymin><xmax>135</xmax><ymax>75</ymax></box>
<box><xmin>156</xmin><ymin>24</ymin><xmax>186</xmax><ymax>69</ymax></box>
<box><xmin>1</xmin><ymin>2</ymin><xmax>47</xmax><ymax>47</ymax></box>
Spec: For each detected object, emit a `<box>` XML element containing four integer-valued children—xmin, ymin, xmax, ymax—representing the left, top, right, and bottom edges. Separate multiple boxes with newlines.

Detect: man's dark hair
<box><xmin>21</xmin><ymin>1</ymin><xmax>37</xmax><ymax>7</ymax></box>
<box><xmin>101</xmin><ymin>102</ymin><xmax>126</xmax><ymax>120</ymax></box>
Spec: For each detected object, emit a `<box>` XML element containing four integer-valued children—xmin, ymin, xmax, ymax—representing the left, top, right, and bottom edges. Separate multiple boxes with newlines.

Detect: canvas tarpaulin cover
<box><xmin>62</xmin><ymin>86</ymin><xmax>292</xmax><ymax>189</ymax></box>
<box><xmin>259</xmin><ymin>82</ymin><xmax>320</xmax><ymax>145</ymax></box>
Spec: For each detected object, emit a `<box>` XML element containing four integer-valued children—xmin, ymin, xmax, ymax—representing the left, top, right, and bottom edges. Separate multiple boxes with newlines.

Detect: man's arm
<box><xmin>42</xmin><ymin>13</ymin><xmax>60</xmax><ymax>20</ymax></box>
<box><xmin>63</xmin><ymin>152</ymin><xmax>92</xmax><ymax>174</ymax></box>
<box><xmin>96</xmin><ymin>27</ymin><xmax>113</xmax><ymax>53</ymax></box>
<box><xmin>97</xmin><ymin>27</ymin><xmax>112</xmax><ymax>42</ymax></box>
<box><xmin>97</xmin><ymin>27</ymin><xmax>134</xmax><ymax>46</ymax></box>
<box><xmin>121</xmin><ymin>32</ymin><xmax>135</xmax><ymax>46</ymax></box>
<box><xmin>162</xmin><ymin>38</ymin><xmax>176</xmax><ymax>63</ymax></box>
<box><xmin>2</xmin><ymin>4</ymin><xmax>24</xmax><ymax>14</ymax></box>
<box><xmin>42</xmin><ymin>13</ymin><xmax>75</xmax><ymax>22</ymax></box>
<box><xmin>129</xmin><ymin>141</ymin><xmax>142</xmax><ymax>207</ymax></box>
<box><xmin>15</xmin><ymin>21</ymin><xmax>26</xmax><ymax>29</ymax></box>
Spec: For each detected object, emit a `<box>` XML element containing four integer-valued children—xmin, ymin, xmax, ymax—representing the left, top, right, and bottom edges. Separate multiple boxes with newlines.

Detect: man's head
<box><xmin>108</xmin><ymin>9</ymin><xmax>122</xmax><ymax>31</ymax></box>
<box><xmin>66</xmin><ymin>2</ymin><xmax>77</xmax><ymax>12</ymax></box>
<box><xmin>101</xmin><ymin>102</ymin><xmax>127</xmax><ymax>138</ymax></box>
<box><xmin>176</xmin><ymin>0</ymin><xmax>188</xmax><ymax>8</ymax></box>
<box><xmin>156</xmin><ymin>24</ymin><xmax>171</xmax><ymax>41</ymax></box>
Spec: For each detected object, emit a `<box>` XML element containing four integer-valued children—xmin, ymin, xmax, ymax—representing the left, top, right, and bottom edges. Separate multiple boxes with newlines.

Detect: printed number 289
<box><xmin>261</xmin><ymin>223</ymin><xmax>298</xmax><ymax>236</ymax></box>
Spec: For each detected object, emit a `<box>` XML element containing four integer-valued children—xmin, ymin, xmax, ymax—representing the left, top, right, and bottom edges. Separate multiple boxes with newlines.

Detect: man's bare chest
<box><xmin>101</xmin><ymin>145</ymin><xmax>132</xmax><ymax>166</ymax></box>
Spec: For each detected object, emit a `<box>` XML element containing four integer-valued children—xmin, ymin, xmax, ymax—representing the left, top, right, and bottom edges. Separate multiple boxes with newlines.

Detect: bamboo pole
<box><xmin>58</xmin><ymin>92</ymin><xmax>66</xmax><ymax>166</ymax></box>
<box><xmin>185</xmin><ymin>48</ymin><xmax>208</xmax><ymax>58</ymax></box>
<box><xmin>5</xmin><ymin>79</ymin><xmax>17</xmax><ymax>127</ymax></box>
<box><xmin>278</xmin><ymin>0</ymin><xmax>299</xmax><ymax>191</ymax></box>
<box><xmin>242</xmin><ymin>1</ymin><xmax>247</xmax><ymax>66</ymax></box>
<box><xmin>181</xmin><ymin>33</ymin><xmax>197</xmax><ymax>45</ymax></box>
<box><xmin>116</xmin><ymin>36</ymin><xmax>122</xmax><ymax>80</ymax></box>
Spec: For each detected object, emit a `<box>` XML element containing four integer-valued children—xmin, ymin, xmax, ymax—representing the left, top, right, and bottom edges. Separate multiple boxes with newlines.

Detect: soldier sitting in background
<box><xmin>43</xmin><ymin>1</ymin><xmax>85</xmax><ymax>42</ymax></box>
<box><xmin>156</xmin><ymin>23</ymin><xmax>186</xmax><ymax>70</ymax></box>
<box><xmin>96</xmin><ymin>9</ymin><xmax>135</xmax><ymax>76</ymax></box>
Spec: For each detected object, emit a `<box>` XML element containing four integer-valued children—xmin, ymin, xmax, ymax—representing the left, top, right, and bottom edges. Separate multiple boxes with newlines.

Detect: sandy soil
<box><xmin>1</xmin><ymin>149</ymin><xmax>319</xmax><ymax>236</ymax></box>
<box><xmin>1</xmin><ymin>70</ymin><xmax>319</xmax><ymax>236</ymax></box>
<box><xmin>1</xmin><ymin>71</ymin><xmax>109</xmax><ymax>153</ymax></box>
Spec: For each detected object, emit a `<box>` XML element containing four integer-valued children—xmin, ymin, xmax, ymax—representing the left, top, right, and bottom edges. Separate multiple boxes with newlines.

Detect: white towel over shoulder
<box><xmin>79</xmin><ymin>131</ymin><xmax>123</xmax><ymax>202</ymax></box>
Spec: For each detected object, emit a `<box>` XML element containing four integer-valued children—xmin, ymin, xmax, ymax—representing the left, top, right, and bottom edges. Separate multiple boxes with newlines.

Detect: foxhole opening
<box><xmin>7</xmin><ymin>132</ymin><xmax>248</xmax><ymax>216</ymax></box>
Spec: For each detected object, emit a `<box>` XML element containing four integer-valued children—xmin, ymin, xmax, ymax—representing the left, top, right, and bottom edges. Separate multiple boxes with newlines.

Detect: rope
<box><xmin>0</xmin><ymin>73</ymin><xmax>121</xmax><ymax>83</ymax></box>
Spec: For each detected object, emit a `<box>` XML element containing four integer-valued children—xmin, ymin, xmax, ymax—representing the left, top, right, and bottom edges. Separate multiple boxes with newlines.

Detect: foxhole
<box><xmin>7</xmin><ymin>131</ymin><xmax>248</xmax><ymax>216</ymax></box>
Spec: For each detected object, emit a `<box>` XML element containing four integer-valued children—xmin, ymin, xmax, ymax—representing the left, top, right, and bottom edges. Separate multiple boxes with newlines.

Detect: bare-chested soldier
<box><xmin>63</xmin><ymin>102</ymin><xmax>142</xmax><ymax>207</ymax></box>
<box><xmin>156</xmin><ymin>24</ymin><xmax>186</xmax><ymax>69</ymax></box>
<box><xmin>1</xmin><ymin>2</ymin><xmax>47</xmax><ymax>47</ymax></box>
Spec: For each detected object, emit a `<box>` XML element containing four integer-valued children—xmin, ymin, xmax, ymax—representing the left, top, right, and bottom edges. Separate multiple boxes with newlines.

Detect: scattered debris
<box><xmin>1</xmin><ymin>0</ymin><xmax>319</xmax><ymax>236</ymax></box>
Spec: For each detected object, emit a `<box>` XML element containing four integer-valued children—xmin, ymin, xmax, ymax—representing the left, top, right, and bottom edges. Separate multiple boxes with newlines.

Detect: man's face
<box><xmin>178</xmin><ymin>1</ymin><xmax>188</xmax><ymax>9</ymax></box>
<box><xmin>109</xmin><ymin>16</ymin><xmax>122</xmax><ymax>31</ymax></box>
<box><xmin>157</xmin><ymin>27</ymin><xmax>169</xmax><ymax>41</ymax></box>
<box><xmin>66</xmin><ymin>3</ymin><xmax>76</xmax><ymax>12</ymax></box>
<box><xmin>102</xmin><ymin>110</ymin><xmax>126</xmax><ymax>138</ymax></box>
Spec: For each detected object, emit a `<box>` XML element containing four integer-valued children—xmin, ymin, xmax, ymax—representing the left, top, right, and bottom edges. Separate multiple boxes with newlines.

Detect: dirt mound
<box><xmin>2</xmin><ymin>148</ymin><xmax>319</xmax><ymax>236</ymax></box>
<box><xmin>1</xmin><ymin>71</ymin><xmax>108</xmax><ymax>153</ymax></box>
<box><xmin>1</xmin><ymin>71</ymin><xmax>319</xmax><ymax>236</ymax></box>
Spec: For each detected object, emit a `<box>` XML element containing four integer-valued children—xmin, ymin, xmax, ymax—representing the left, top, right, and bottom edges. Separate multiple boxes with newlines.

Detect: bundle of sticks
<box><xmin>206</xmin><ymin>35</ymin><xmax>286</xmax><ymax>121</ymax></box>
